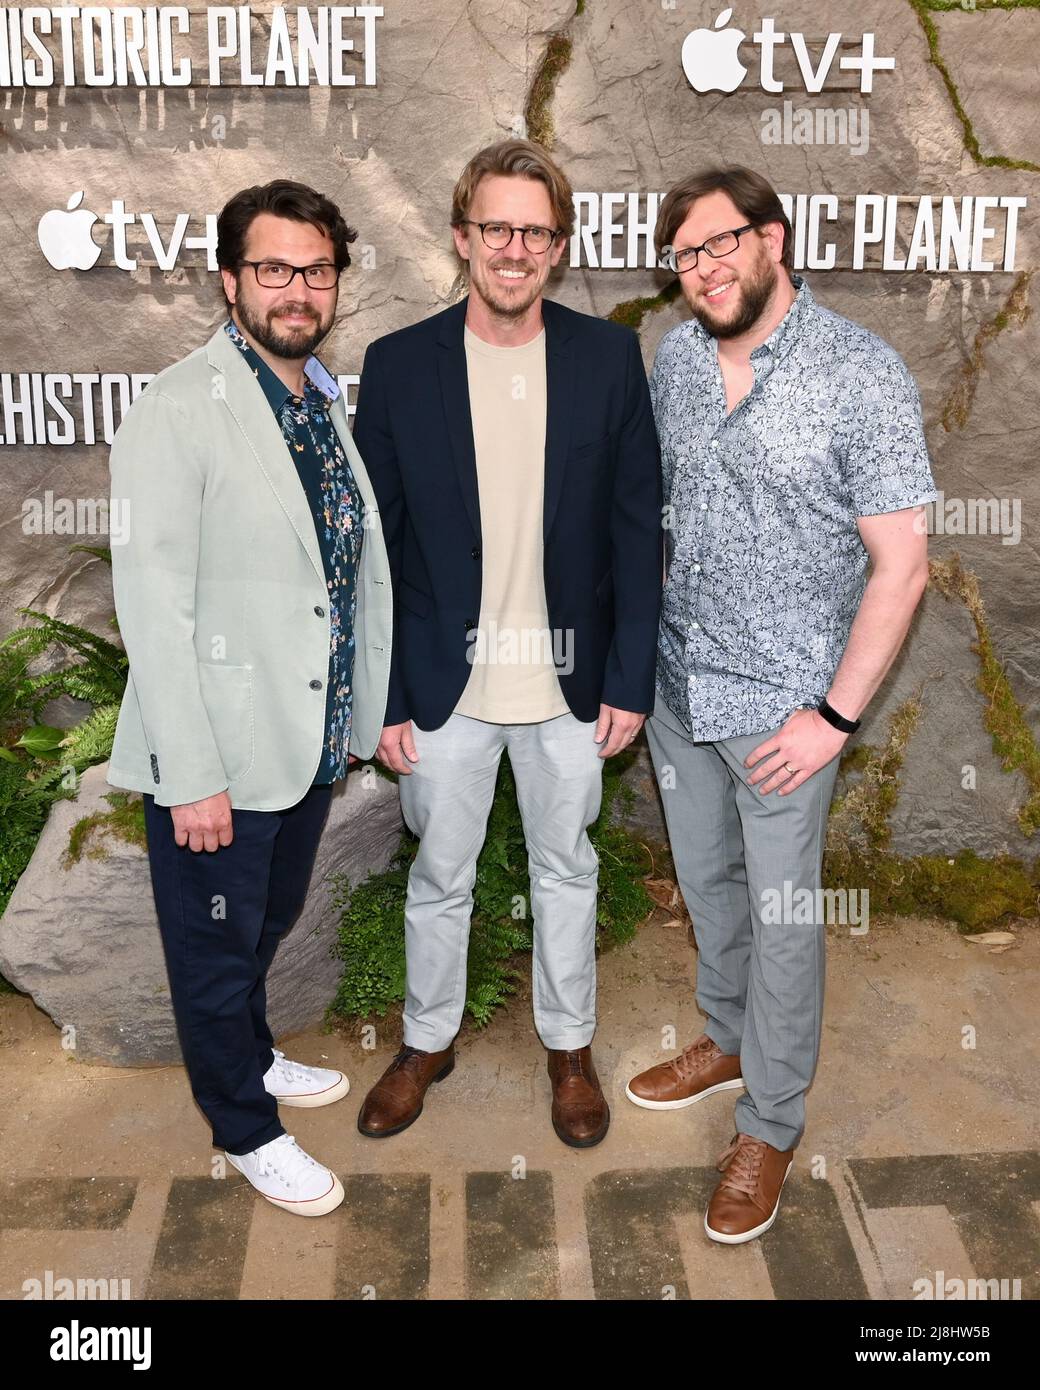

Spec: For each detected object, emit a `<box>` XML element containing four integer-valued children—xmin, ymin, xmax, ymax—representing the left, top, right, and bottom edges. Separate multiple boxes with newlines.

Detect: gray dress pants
<box><xmin>645</xmin><ymin>686</ymin><xmax>841</xmax><ymax>1150</ymax></box>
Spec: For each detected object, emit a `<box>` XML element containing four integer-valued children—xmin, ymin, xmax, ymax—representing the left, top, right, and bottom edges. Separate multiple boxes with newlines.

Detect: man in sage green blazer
<box><xmin>107</xmin><ymin>180</ymin><xmax>391</xmax><ymax>1219</ymax></box>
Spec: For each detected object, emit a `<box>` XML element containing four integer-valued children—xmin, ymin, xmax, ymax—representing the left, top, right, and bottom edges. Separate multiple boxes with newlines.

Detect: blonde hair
<box><xmin>450</xmin><ymin>138</ymin><xmax>574</xmax><ymax>239</ymax></box>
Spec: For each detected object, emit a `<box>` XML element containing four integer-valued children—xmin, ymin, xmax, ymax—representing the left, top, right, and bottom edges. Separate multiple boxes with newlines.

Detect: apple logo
<box><xmin>37</xmin><ymin>191</ymin><xmax>101</xmax><ymax>271</ymax></box>
<box><xmin>681</xmin><ymin>7</ymin><xmax>748</xmax><ymax>94</ymax></box>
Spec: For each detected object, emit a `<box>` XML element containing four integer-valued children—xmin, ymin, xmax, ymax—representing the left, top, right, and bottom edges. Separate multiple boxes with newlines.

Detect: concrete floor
<box><xmin>1</xmin><ymin>913</ymin><xmax>1037</xmax><ymax>1301</ymax></box>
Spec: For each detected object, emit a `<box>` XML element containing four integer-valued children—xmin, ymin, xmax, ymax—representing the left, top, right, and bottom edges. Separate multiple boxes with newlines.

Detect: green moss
<box><xmin>607</xmin><ymin>279</ymin><xmax>681</xmax><ymax>330</ymax></box>
<box><xmin>525</xmin><ymin>34</ymin><xmax>573</xmax><ymax>150</ymax></box>
<box><xmin>824</xmin><ymin>689</ymin><xmax>1039</xmax><ymax>927</ymax></box>
<box><xmin>908</xmin><ymin>1</ymin><xmax>1040</xmax><ymax>171</ymax></box>
<box><xmin>66</xmin><ymin>792</ymin><xmax>146</xmax><ymax>865</ymax></box>
<box><xmin>828</xmin><ymin>695</ymin><xmax>923</xmax><ymax>858</ymax></box>
<box><xmin>941</xmin><ymin>272</ymin><xmax>1031</xmax><ymax>430</ymax></box>
<box><xmin>929</xmin><ymin>556</ymin><xmax>1040</xmax><ymax>835</ymax></box>
<box><xmin>825</xmin><ymin>846</ymin><xmax>1039</xmax><ymax>931</ymax></box>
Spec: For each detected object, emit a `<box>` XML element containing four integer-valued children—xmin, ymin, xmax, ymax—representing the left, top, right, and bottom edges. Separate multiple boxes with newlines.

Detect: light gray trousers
<box><xmin>397</xmin><ymin>710</ymin><xmax>604</xmax><ymax>1051</ymax></box>
<box><xmin>645</xmin><ymin>686</ymin><xmax>841</xmax><ymax>1150</ymax></box>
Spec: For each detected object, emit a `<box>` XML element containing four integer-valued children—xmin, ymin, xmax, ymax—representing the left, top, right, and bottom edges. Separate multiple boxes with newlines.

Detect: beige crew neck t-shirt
<box><xmin>453</xmin><ymin>325</ymin><xmax>570</xmax><ymax>724</ymax></box>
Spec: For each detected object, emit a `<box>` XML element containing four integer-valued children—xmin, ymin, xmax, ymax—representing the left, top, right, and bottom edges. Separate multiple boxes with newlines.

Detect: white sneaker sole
<box><xmin>267</xmin><ymin>1073</ymin><xmax>350</xmax><ymax>1108</ymax></box>
<box><xmin>704</xmin><ymin>1160</ymin><xmax>792</xmax><ymax>1244</ymax></box>
<box><xmin>225</xmin><ymin>1155</ymin><xmax>346</xmax><ymax>1217</ymax></box>
<box><xmin>624</xmin><ymin>1077</ymin><xmax>745</xmax><ymax>1110</ymax></box>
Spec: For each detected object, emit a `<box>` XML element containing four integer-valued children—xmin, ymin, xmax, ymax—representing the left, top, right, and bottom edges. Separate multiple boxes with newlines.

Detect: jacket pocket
<box><xmin>197</xmin><ymin>662</ymin><xmax>255</xmax><ymax>782</ymax></box>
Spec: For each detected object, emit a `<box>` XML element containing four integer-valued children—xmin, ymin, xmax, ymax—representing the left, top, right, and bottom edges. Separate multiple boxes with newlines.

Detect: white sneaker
<box><xmin>262</xmin><ymin>1048</ymin><xmax>349</xmax><ymax>1108</ymax></box>
<box><xmin>225</xmin><ymin>1134</ymin><xmax>345</xmax><ymax>1217</ymax></box>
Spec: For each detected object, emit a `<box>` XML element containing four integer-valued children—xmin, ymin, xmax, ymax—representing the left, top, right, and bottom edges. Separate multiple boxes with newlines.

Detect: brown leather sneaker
<box><xmin>547</xmin><ymin>1046</ymin><xmax>610</xmax><ymax>1148</ymax></box>
<box><xmin>704</xmin><ymin>1133</ymin><xmax>796</xmax><ymax>1244</ymax></box>
<box><xmin>625</xmin><ymin>1033</ymin><xmax>744</xmax><ymax>1110</ymax></box>
<box><xmin>357</xmin><ymin>1043</ymin><xmax>455</xmax><ymax>1138</ymax></box>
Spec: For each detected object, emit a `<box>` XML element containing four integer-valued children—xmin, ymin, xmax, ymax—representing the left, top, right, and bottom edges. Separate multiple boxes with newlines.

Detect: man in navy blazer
<box><xmin>353</xmin><ymin>139</ymin><xmax>662</xmax><ymax>1147</ymax></box>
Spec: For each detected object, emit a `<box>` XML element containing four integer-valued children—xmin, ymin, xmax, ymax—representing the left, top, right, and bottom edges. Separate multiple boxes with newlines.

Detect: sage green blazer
<box><xmin>107</xmin><ymin>323</ymin><xmax>392</xmax><ymax>811</ymax></box>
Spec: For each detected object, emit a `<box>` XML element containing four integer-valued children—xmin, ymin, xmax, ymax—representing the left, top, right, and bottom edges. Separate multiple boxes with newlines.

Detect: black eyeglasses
<box><xmin>659</xmin><ymin>224</ymin><xmax>756</xmax><ymax>274</ymax></box>
<box><xmin>240</xmin><ymin>260</ymin><xmax>340</xmax><ymax>289</ymax></box>
<box><xmin>459</xmin><ymin>220</ymin><xmax>561</xmax><ymax>254</ymax></box>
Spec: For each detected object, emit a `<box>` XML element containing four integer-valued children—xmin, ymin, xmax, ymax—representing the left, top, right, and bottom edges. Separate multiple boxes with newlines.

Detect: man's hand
<box><xmin>594</xmin><ymin>704</ymin><xmax>647</xmax><ymax>758</ymax></box>
<box><xmin>745</xmin><ymin>708</ymin><xmax>847</xmax><ymax>796</ymax></box>
<box><xmin>171</xmin><ymin>790</ymin><xmax>234</xmax><ymax>851</ymax></box>
<box><xmin>376</xmin><ymin>720</ymin><xmax>419</xmax><ymax>775</ymax></box>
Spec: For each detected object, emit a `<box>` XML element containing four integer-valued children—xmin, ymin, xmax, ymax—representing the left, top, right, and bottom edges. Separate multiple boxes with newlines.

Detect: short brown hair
<box><xmin>216</xmin><ymin>180</ymin><xmax>358</xmax><ymax>303</ymax></box>
<box><xmin>450</xmin><ymin>138</ymin><xmax>575</xmax><ymax>239</ymax></box>
<box><xmin>655</xmin><ymin>166</ymin><xmax>793</xmax><ymax>272</ymax></box>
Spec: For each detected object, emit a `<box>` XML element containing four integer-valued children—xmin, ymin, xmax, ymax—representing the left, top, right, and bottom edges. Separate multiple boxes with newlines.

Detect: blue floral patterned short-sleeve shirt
<box><xmin>224</xmin><ymin>317</ymin><xmax>363</xmax><ymax>782</ymax></box>
<box><xmin>650</xmin><ymin>275</ymin><xmax>937</xmax><ymax>742</ymax></box>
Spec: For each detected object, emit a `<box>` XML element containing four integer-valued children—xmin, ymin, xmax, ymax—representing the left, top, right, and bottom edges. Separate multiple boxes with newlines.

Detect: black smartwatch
<box><xmin>817</xmin><ymin>697</ymin><xmax>861</xmax><ymax>734</ymax></box>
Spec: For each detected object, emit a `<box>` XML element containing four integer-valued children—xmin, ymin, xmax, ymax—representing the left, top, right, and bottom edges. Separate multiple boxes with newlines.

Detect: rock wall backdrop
<box><xmin>1</xmin><ymin>1</ymin><xmax>1038</xmax><ymax>1058</ymax></box>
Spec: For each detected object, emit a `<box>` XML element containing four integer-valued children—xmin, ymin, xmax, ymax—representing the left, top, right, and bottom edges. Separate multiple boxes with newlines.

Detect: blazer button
<box><xmin>464</xmin><ymin>618</ymin><xmax>475</xmax><ymax>630</ymax></box>
<box><xmin>309</xmin><ymin>679</ymin><xmax>323</xmax><ymax>690</ymax></box>
<box><xmin>471</xmin><ymin>547</ymin><xmax>480</xmax><ymax>559</ymax></box>
<box><xmin>314</xmin><ymin>605</ymin><xmax>325</xmax><ymax>617</ymax></box>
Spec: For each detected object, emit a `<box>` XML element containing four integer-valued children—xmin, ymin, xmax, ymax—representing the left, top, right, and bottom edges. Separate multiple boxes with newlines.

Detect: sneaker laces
<box><xmin>268</xmin><ymin>1049</ymin><xmax>319</xmax><ymax>1085</ymax></box>
<box><xmin>716</xmin><ymin>1134</ymin><xmax>767</xmax><ymax>1199</ymax></box>
<box><xmin>666</xmin><ymin>1035</ymin><xmax>717</xmax><ymax>1081</ymax></box>
<box><xmin>254</xmin><ymin>1134</ymin><xmax>323</xmax><ymax>1191</ymax></box>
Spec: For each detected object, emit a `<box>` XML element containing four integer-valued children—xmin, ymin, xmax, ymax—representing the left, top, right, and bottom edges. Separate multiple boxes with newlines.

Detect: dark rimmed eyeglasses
<box><xmin>659</xmin><ymin>224</ymin><xmax>757</xmax><ymax>274</ymax></box>
<box><xmin>459</xmin><ymin>220</ymin><xmax>561</xmax><ymax>254</ymax></box>
<box><xmin>240</xmin><ymin>260</ymin><xmax>340</xmax><ymax>289</ymax></box>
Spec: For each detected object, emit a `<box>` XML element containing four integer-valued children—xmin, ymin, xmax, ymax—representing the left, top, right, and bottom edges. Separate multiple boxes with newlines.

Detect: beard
<box><xmin>234</xmin><ymin>291</ymin><xmax>332</xmax><ymax>358</ymax></box>
<box><xmin>471</xmin><ymin>258</ymin><xmax>544</xmax><ymax>319</ymax></box>
<box><xmin>692</xmin><ymin>251</ymin><xmax>778</xmax><ymax>340</ymax></box>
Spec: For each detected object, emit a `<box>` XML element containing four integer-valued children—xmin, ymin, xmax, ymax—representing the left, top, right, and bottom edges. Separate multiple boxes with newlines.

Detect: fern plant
<box><xmin>0</xmin><ymin>551</ymin><xmax>128</xmax><ymax>920</ymax></box>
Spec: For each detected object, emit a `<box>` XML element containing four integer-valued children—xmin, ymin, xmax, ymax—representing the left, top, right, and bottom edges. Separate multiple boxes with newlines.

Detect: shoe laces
<box><xmin>269</xmin><ymin>1049</ymin><xmax>317</xmax><ymax>1085</ymax></box>
<box><xmin>387</xmin><ymin>1045</ymin><xmax>429</xmax><ymax>1076</ymax></box>
<box><xmin>667</xmin><ymin>1035</ymin><xmax>716</xmax><ymax>1081</ymax></box>
<box><xmin>716</xmin><ymin>1134</ymin><xmax>767</xmax><ymax>1199</ymax></box>
<box><xmin>563</xmin><ymin>1050</ymin><xmax>589</xmax><ymax>1078</ymax></box>
<box><xmin>254</xmin><ymin>1134</ymin><xmax>322</xmax><ymax>1191</ymax></box>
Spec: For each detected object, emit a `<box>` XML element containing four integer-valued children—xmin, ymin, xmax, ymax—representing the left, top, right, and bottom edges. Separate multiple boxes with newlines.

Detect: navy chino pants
<box><xmin>142</xmin><ymin>783</ymin><xmax>333</xmax><ymax>1155</ymax></box>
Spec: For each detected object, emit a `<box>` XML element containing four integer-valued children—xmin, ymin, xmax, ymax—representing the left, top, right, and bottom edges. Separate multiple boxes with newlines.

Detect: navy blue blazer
<box><xmin>352</xmin><ymin>295</ymin><xmax>663</xmax><ymax>730</ymax></box>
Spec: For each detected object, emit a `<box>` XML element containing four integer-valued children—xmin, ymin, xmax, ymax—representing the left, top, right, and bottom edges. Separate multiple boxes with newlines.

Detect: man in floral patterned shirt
<box><xmin>625</xmin><ymin>167</ymin><xmax>936</xmax><ymax>1244</ymax></box>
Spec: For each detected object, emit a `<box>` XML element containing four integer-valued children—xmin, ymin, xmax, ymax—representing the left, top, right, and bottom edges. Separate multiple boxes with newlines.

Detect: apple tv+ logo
<box><xmin>681</xmin><ymin>9</ymin><xmax>895</xmax><ymax>95</ymax></box>
<box><xmin>37</xmin><ymin>193</ymin><xmax>217</xmax><ymax>272</ymax></box>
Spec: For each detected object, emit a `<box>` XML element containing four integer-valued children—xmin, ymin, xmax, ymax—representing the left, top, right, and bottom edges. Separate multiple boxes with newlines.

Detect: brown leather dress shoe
<box><xmin>357</xmin><ymin>1043</ymin><xmax>455</xmax><ymax>1138</ymax></box>
<box><xmin>547</xmin><ymin>1046</ymin><xmax>610</xmax><ymax>1147</ymax></box>
<box><xmin>626</xmin><ymin>1033</ymin><xmax>744</xmax><ymax>1110</ymax></box>
<box><xmin>704</xmin><ymin>1133</ymin><xmax>796</xmax><ymax>1244</ymax></box>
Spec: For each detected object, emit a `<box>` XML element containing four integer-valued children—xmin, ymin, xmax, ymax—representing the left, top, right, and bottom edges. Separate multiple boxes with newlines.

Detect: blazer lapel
<box><xmin>436</xmin><ymin>298</ymin><xmax>482</xmax><ymax>543</ymax></box>
<box><xmin>204</xmin><ymin>325</ymin><xmax>325</xmax><ymax>587</ymax></box>
<box><xmin>542</xmin><ymin>298</ymin><xmax>575</xmax><ymax>542</ymax></box>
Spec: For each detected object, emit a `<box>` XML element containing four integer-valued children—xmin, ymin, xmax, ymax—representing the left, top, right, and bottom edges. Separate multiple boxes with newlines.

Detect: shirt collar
<box><xmin>223</xmin><ymin>316</ymin><xmax>340</xmax><ymax>412</ymax></box>
<box><xmin>686</xmin><ymin>273</ymin><xmax>814</xmax><ymax>363</ymax></box>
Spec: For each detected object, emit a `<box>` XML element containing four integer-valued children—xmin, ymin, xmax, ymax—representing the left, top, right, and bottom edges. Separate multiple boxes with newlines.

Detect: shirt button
<box><xmin>688</xmin><ymin>674</ymin><xmax>698</xmax><ymax>685</ymax></box>
<box><xmin>314</xmin><ymin>605</ymin><xmax>325</xmax><ymax>617</ymax></box>
<box><xmin>691</xmin><ymin>622</ymin><xmax>700</xmax><ymax>630</ymax></box>
<box><xmin>693</xmin><ymin>564</ymin><xmax>701</xmax><ymax>573</ymax></box>
<box><xmin>700</xmin><ymin>502</ymin><xmax>708</xmax><ymax>511</ymax></box>
<box><xmin>710</xmin><ymin>439</ymin><xmax>719</xmax><ymax>449</ymax></box>
<box><xmin>309</xmin><ymin>679</ymin><xmax>323</xmax><ymax>690</ymax></box>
